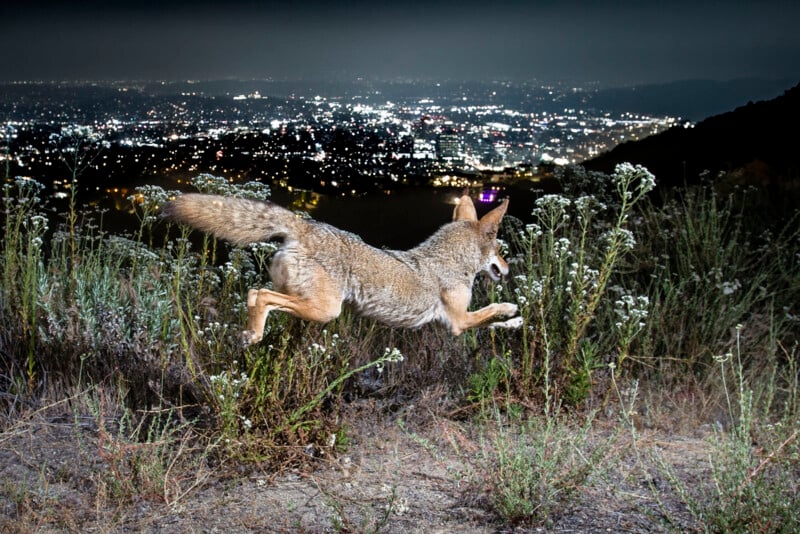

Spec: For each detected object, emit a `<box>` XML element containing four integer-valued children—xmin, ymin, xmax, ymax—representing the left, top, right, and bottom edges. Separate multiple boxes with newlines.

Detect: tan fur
<box><xmin>162</xmin><ymin>193</ymin><xmax>521</xmax><ymax>344</ymax></box>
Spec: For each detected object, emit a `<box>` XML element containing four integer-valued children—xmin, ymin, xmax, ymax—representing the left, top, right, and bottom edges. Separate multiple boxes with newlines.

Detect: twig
<box><xmin>738</xmin><ymin>428</ymin><xmax>798</xmax><ymax>493</ymax></box>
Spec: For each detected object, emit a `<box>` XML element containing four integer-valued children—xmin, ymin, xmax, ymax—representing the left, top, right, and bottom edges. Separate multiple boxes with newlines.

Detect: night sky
<box><xmin>2</xmin><ymin>0</ymin><xmax>799</xmax><ymax>86</ymax></box>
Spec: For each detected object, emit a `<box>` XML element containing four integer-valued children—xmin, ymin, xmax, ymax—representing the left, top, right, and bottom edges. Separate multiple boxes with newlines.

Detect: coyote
<box><xmin>162</xmin><ymin>193</ymin><xmax>521</xmax><ymax>344</ymax></box>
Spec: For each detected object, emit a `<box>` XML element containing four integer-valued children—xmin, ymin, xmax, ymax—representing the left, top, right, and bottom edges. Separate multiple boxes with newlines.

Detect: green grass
<box><xmin>1</xmin><ymin>164</ymin><xmax>799</xmax><ymax>529</ymax></box>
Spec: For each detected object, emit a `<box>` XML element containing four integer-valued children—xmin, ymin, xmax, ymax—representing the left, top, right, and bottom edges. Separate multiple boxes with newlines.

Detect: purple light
<box><xmin>479</xmin><ymin>190</ymin><xmax>497</xmax><ymax>203</ymax></box>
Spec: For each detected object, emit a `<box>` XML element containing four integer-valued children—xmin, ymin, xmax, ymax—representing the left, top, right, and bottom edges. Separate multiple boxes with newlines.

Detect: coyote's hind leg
<box><xmin>244</xmin><ymin>284</ymin><xmax>344</xmax><ymax>345</ymax></box>
<box><xmin>244</xmin><ymin>288</ymin><xmax>276</xmax><ymax>345</ymax></box>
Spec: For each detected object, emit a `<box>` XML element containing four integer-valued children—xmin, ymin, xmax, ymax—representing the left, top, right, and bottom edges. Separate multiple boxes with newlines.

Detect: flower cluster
<box><xmin>308</xmin><ymin>329</ymin><xmax>340</xmax><ymax>361</ymax></box>
<box><xmin>375</xmin><ymin>347</ymin><xmax>405</xmax><ymax>374</ymax></box>
<box><xmin>520</xmin><ymin>222</ymin><xmax>543</xmax><ymax>241</ymax></box>
<box><xmin>3</xmin><ymin>177</ymin><xmax>44</xmax><ymax>210</ymax></box>
<box><xmin>718</xmin><ymin>279</ymin><xmax>742</xmax><ymax>296</ymax></box>
<box><xmin>190</xmin><ymin>174</ymin><xmax>271</xmax><ymax>200</ymax></box>
<box><xmin>208</xmin><ymin>370</ymin><xmax>249</xmax><ymax>402</ymax></box>
<box><xmin>532</xmin><ymin>194</ymin><xmax>572</xmax><ymax>229</ymax></box>
<box><xmin>613</xmin><ymin>294</ymin><xmax>650</xmax><ymax>332</ymax></box>
<box><xmin>574</xmin><ymin>195</ymin><xmax>606</xmax><ymax>222</ymax></box>
<box><xmin>612</xmin><ymin>162</ymin><xmax>657</xmax><ymax>199</ymax></box>
<box><xmin>604</xmin><ymin>227</ymin><xmax>637</xmax><ymax>252</ymax></box>
<box><xmin>129</xmin><ymin>184</ymin><xmax>179</xmax><ymax>211</ymax></box>
<box><xmin>512</xmin><ymin>273</ymin><xmax>543</xmax><ymax>311</ymax></box>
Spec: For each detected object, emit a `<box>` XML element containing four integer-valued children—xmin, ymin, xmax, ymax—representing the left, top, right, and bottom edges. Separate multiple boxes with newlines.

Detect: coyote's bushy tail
<box><xmin>161</xmin><ymin>194</ymin><xmax>303</xmax><ymax>245</ymax></box>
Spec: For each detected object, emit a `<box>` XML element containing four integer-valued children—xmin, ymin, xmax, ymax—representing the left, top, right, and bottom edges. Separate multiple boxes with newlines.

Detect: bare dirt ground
<box><xmin>0</xmin><ymin>397</ymin><xmax>711</xmax><ymax>533</ymax></box>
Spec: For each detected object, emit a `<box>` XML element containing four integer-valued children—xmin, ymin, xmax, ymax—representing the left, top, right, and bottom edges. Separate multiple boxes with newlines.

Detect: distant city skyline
<box><xmin>2</xmin><ymin>0</ymin><xmax>799</xmax><ymax>87</ymax></box>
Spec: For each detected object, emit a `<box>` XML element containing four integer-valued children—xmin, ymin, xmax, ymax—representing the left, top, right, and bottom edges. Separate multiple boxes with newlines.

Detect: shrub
<box><xmin>631</xmin><ymin>182</ymin><xmax>800</xmax><ymax>376</ymax></box>
<box><xmin>503</xmin><ymin>163</ymin><xmax>655</xmax><ymax>406</ymax></box>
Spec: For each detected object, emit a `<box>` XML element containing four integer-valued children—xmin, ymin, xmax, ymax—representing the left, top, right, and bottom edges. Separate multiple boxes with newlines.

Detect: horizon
<box><xmin>1</xmin><ymin>75</ymin><xmax>797</xmax><ymax>89</ymax></box>
<box><xmin>2</xmin><ymin>1</ymin><xmax>799</xmax><ymax>87</ymax></box>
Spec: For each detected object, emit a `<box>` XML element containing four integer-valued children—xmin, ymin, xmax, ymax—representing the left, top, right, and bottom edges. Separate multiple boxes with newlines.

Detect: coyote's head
<box><xmin>453</xmin><ymin>195</ymin><xmax>510</xmax><ymax>282</ymax></box>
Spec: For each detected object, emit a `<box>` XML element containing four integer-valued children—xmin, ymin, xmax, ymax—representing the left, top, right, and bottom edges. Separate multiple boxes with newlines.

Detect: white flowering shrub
<box><xmin>504</xmin><ymin>163</ymin><xmax>655</xmax><ymax>404</ymax></box>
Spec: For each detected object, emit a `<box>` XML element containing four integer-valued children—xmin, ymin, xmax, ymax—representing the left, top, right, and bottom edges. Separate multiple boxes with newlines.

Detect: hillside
<box><xmin>583</xmin><ymin>82</ymin><xmax>800</xmax><ymax>188</ymax></box>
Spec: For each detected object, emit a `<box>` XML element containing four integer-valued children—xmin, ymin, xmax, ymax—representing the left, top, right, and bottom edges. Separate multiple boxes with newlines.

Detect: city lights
<box><xmin>1</xmin><ymin>80</ymin><xmax>680</xmax><ymax>207</ymax></box>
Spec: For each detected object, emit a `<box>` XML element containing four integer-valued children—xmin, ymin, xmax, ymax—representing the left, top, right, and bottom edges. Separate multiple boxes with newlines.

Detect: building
<box><xmin>436</xmin><ymin>132</ymin><xmax>461</xmax><ymax>162</ymax></box>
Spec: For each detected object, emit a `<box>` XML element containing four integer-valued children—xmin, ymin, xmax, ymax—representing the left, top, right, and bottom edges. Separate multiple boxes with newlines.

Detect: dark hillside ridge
<box><xmin>570</xmin><ymin>78</ymin><xmax>794</xmax><ymax>121</ymax></box>
<box><xmin>582</xmin><ymin>82</ymin><xmax>800</xmax><ymax>188</ymax></box>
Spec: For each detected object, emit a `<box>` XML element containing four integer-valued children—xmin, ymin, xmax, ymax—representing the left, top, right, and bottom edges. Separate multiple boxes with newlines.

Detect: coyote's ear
<box><xmin>453</xmin><ymin>195</ymin><xmax>478</xmax><ymax>222</ymax></box>
<box><xmin>479</xmin><ymin>198</ymin><xmax>509</xmax><ymax>235</ymax></box>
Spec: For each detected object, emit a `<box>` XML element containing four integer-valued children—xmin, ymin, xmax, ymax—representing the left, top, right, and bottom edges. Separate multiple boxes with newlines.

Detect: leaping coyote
<box><xmin>162</xmin><ymin>193</ymin><xmax>520</xmax><ymax>343</ymax></box>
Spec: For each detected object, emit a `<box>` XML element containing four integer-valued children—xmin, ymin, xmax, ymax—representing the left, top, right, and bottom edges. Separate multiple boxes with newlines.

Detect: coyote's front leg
<box><xmin>489</xmin><ymin>316</ymin><xmax>524</xmax><ymax>330</ymax></box>
<box><xmin>441</xmin><ymin>288</ymin><xmax>520</xmax><ymax>336</ymax></box>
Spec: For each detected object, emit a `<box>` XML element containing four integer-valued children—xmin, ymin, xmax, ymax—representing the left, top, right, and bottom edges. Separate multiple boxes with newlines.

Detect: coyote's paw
<box><xmin>490</xmin><ymin>316</ymin><xmax>523</xmax><ymax>330</ymax></box>
<box><xmin>242</xmin><ymin>329</ymin><xmax>262</xmax><ymax>347</ymax></box>
<box><xmin>496</xmin><ymin>302</ymin><xmax>518</xmax><ymax>317</ymax></box>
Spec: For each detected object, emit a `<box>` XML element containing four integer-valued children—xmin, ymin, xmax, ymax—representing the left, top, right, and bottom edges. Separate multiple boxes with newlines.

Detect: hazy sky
<box><xmin>2</xmin><ymin>0</ymin><xmax>799</xmax><ymax>86</ymax></box>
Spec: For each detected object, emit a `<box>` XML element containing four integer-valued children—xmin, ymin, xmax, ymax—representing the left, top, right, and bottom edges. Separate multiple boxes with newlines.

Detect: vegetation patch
<box><xmin>1</xmin><ymin>163</ymin><xmax>798</xmax><ymax>531</ymax></box>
